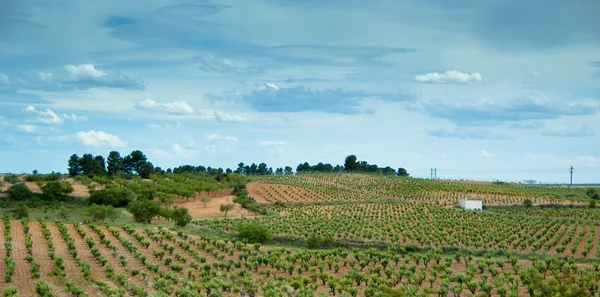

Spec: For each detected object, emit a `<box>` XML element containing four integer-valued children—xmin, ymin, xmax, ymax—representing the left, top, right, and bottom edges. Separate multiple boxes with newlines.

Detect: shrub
<box><xmin>236</xmin><ymin>222</ymin><xmax>272</xmax><ymax>244</ymax></box>
<box><xmin>127</xmin><ymin>199</ymin><xmax>162</xmax><ymax>223</ymax></box>
<box><xmin>85</xmin><ymin>204</ymin><xmax>117</xmax><ymax>222</ymax></box>
<box><xmin>13</xmin><ymin>203</ymin><xmax>28</xmax><ymax>219</ymax></box>
<box><xmin>3</xmin><ymin>175</ymin><xmax>19</xmax><ymax>184</ymax></box>
<box><xmin>89</xmin><ymin>187</ymin><xmax>134</xmax><ymax>207</ymax></box>
<box><xmin>171</xmin><ymin>207</ymin><xmax>192</xmax><ymax>228</ymax></box>
<box><xmin>307</xmin><ymin>234</ymin><xmax>332</xmax><ymax>249</ymax></box>
<box><xmin>41</xmin><ymin>181</ymin><xmax>74</xmax><ymax>200</ymax></box>
<box><xmin>523</xmin><ymin>199</ymin><xmax>533</xmax><ymax>208</ymax></box>
<box><xmin>586</xmin><ymin>188</ymin><xmax>599</xmax><ymax>200</ymax></box>
<box><xmin>6</xmin><ymin>183</ymin><xmax>33</xmax><ymax>201</ymax></box>
<box><xmin>589</xmin><ymin>200</ymin><xmax>597</xmax><ymax>209</ymax></box>
<box><xmin>2</xmin><ymin>287</ymin><xmax>17</xmax><ymax>297</ymax></box>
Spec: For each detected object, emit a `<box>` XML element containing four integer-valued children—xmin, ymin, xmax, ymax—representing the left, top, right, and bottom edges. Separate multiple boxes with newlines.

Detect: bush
<box><xmin>6</xmin><ymin>183</ymin><xmax>33</xmax><ymax>201</ymax></box>
<box><xmin>171</xmin><ymin>207</ymin><xmax>192</xmax><ymax>228</ymax></box>
<box><xmin>586</xmin><ymin>188</ymin><xmax>599</xmax><ymax>200</ymax></box>
<box><xmin>307</xmin><ymin>234</ymin><xmax>332</xmax><ymax>249</ymax></box>
<box><xmin>3</xmin><ymin>175</ymin><xmax>19</xmax><ymax>184</ymax></box>
<box><xmin>127</xmin><ymin>199</ymin><xmax>162</xmax><ymax>224</ymax></box>
<box><xmin>89</xmin><ymin>187</ymin><xmax>134</xmax><ymax>207</ymax></box>
<box><xmin>13</xmin><ymin>203</ymin><xmax>28</xmax><ymax>219</ymax></box>
<box><xmin>2</xmin><ymin>287</ymin><xmax>17</xmax><ymax>297</ymax></box>
<box><xmin>236</xmin><ymin>222</ymin><xmax>272</xmax><ymax>244</ymax></box>
<box><xmin>24</xmin><ymin>174</ymin><xmax>44</xmax><ymax>182</ymax></box>
<box><xmin>85</xmin><ymin>204</ymin><xmax>117</xmax><ymax>222</ymax></box>
<box><xmin>590</xmin><ymin>200</ymin><xmax>597</xmax><ymax>209</ymax></box>
<box><xmin>523</xmin><ymin>199</ymin><xmax>533</xmax><ymax>208</ymax></box>
<box><xmin>41</xmin><ymin>181</ymin><xmax>74</xmax><ymax>200</ymax></box>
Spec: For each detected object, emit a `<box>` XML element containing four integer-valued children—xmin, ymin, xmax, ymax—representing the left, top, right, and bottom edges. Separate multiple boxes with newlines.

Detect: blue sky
<box><xmin>1</xmin><ymin>0</ymin><xmax>599</xmax><ymax>183</ymax></box>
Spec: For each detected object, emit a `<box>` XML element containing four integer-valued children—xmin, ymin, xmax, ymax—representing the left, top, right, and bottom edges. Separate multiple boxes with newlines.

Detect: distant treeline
<box><xmin>66</xmin><ymin>151</ymin><xmax>409</xmax><ymax>178</ymax></box>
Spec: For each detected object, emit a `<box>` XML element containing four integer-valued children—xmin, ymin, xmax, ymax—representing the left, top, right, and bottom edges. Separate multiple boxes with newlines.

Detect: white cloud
<box><xmin>259</xmin><ymin>141</ymin><xmax>286</xmax><ymax>148</ymax></box>
<box><xmin>73</xmin><ymin>130</ymin><xmax>127</xmax><ymax>148</ymax></box>
<box><xmin>205</xmin><ymin>145</ymin><xmax>219</xmax><ymax>154</ymax></box>
<box><xmin>34</xmin><ymin>64</ymin><xmax>144</xmax><ymax>91</ymax></box>
<box><xmin>197</xmin><ymin>53</ymin><xmax>265</xmax><ymax>74</ymax></box>
<box><xmin>256</xmin><ymin>82</ymin><xmax>280</xmax><ymax>91</ymax></box>
<box><xmin>38</xmin><ymin>72</ymin><xmax>53</xmax><ymax>81</ymax></box>
<box><xmin>0</xmin><ymin>73</ymin><xmax>9</xmax><ymax>85</ymax></box>
<box><xmin>480</xmin><ymin>150</ymin><xmax>493</xmax><ymax>158</ymax></box>
<box><xmin>25</xmin><ymin>105</ymin><xmax>63</xmax><ymax>124</ymax></box>
<box><xmin>64</xmin><ymin>64</ymin><xmax>107</xmax><ymax>81</ymax></box>
<box><xmin>62</xmin><ymin>114</ymin><xmax>88</xmax><ymax>122</ymax></box>
<box><xmin>149</xmin><ymin>144</ymin><xmax>199</xmax><ymax>159</ymax></box>
<box><xmin>415</xmin><ymin>70</ymin><xmax>483</xmax><ymax>84</ymax></box>
<box><xmin>206</xmin><ymin>133</ymin><xmax>238</xmax><ymax>142</ymax></box>
<box><xmin>215</xmin><ymin>111</ymin><xmax>249</xmax><ymax>122</ymax></box>
<box><xmin>146</xmin><ymin>122</ymin><xmax>183</xmax><ymax>128</ymax></box>
<box><xmin>135</xmin><ymin>98</ymin><xmax>195</xmax><ymax>115</ymax></box>
<box><xmin>17</xmin><ymin>124</ymin><xmax>37</xmax><ymax>133</ymax></box>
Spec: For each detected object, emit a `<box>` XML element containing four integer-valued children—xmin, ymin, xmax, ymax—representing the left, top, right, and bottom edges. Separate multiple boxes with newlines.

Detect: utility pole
<box><xmin>434</xmin><ymin>168</ymin><xmax>437</xmax><ymax>179</ymax></box>
<box><xmin>430</xmin><ymin>168</ymin><xmax>433</xmax><ymax>179</ymax></box>
<box><xmin>569</xmin><ymin>166</ymin><xmax>574</xmax><ymax>186</ymax></box>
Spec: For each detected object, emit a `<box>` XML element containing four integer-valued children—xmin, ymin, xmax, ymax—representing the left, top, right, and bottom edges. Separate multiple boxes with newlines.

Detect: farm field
<box><xmin>194</xmin><ymin>202</ymin><xmax>600</xmax><ymax>258</ymax></box>
<box><xmin>248</xmin><ymin>174</ymin><xmax>591</xmax><ymax>206</ymax></box>
<box><xmin>1</xmin><ymin>172</ymin><xmax>600</xmax><ymax>296</ymax></box>
<box><xmin>1</xmin><ymin>218</ymin><xmax>599</xmax><ymax>297</ymax></box>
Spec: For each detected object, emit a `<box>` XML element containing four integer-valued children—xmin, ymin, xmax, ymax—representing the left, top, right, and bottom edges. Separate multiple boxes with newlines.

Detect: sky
<box><xmin>0</xmin><ymin>0</ymin><xmax>599</xmax><ymax>183</ymax></box>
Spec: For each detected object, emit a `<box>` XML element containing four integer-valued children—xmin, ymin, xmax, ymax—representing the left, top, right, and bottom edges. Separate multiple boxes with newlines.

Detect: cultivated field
<box><xmin>1</xmin><ymin>172</ymin><xmax>600</xmax><ymax>296</ymax></box>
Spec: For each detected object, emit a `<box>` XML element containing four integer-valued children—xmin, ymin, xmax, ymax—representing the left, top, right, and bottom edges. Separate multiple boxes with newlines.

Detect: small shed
<box><xmin>459</xmin><ymin>198</ymin><xmax>483</xmax><ymax>210</ymax></box>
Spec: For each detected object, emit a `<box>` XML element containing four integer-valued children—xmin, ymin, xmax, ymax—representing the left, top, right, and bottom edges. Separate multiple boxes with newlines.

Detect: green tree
<box><xmin>6</xmin><ymin>183</ymin><xmax>33</xmax><ymax>201</ymax></box>
<box><xmin>89</xmin><ymin>187</ymin><xmax>134</xmax><ymax>207</ymax></box>
<box><xmin>85</xmin><ymin>204</ymin><xmax>117</xmax><ymax>222</ymax></box>
<box><xmin>138</xmin><ymin>162</ymin><xmax>154</xmax><ymax>179</ymax></box>
<box><xmin>589</xmin><ymin>200</ymin><xmax>597</xmax><ymax>209</ymax></box>
<box><xmin>127</xmin><ymin>199</ymin><xmax>162</xmax><ymax>223</ymax></box>
<box><xmin>171</xmin><ymin>207</ymin><xmax>192</xmax><ymax>228</ymax></box>
<box><xmin>344</xmin><ymin>155</ymin><xmax>359</xmax><ymax>172</ymax></box>
<box><xmin>524</xmin><ymin>199</ymin><xmax>533</xmax><ymax>208</ymax></box>
<box><xmin>41</xmin><ymin>181</ymin><xmax>74</xmax><ymax>200</ymax></box>
<box><xmin>93</xmin><ymin>155</ymin><xmax>107</xmax><ymax>175</ymax></box>
<box><xmin>78</xmin><ymin>154</ymin><xmax>96</xmax><ymax>176</ymax></box>
<box><xmin>396</xmin><ymin>168</ymin><xmax>409</xmax><ymax>177</ymax></box>
<box><xmin>219</xmin><ymin>204</ymin><xmax>234</xmax><ymax>217</ymax></box>
<box><xmin>200</xmin><ymin>196</ymin><xmax>210</xmax><ymax>208</ymax></box>
<box><xmin>236</xmin><ymin>222</ymin><xmax>272</xmax><ymax>244</ymax></box>
<box><xmin>124</xmin><ymin>150</ymin><xmax>148</xmax><ymax>176</ymax></box>
<box><xmin>106</xmin><ymin>151</ymin><xmax>124</xmax><ymax>176</ymax></box>
<box><xmin>0</xmin><ymin>180</ymin><xmax>4</xmax><ymax>192</ymax></box>
<box><xmin>67</xmin><ymin>154</ymin><xmax>81</xmax><ymax>177</ymax></box>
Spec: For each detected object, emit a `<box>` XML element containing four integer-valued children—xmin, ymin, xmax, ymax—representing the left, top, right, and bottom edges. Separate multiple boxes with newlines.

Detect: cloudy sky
<box><xmin>1</xmin><ymin>0</ymin><xmax>599</xmax><ymax>183</ymax></box>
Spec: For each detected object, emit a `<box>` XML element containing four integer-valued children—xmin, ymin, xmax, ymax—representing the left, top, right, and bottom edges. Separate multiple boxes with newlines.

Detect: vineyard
<box><xmin>248</xmin><ymin>174</ymin><xmax>590</xmax><ymax>206</ymax></box>
<box><xmin>1</xmin><ymin>217</ymin><xmax>599</xmax><ymax>297</ymax></box>
<box><xmin>193</xmin><ymin>202</ymin><xmax>600</xmax><ymax>258</ymax></box>
<box><xmin>1</xmin><ymin>172</ymin><xmax>599</xmax><ymax>296</ymax></box>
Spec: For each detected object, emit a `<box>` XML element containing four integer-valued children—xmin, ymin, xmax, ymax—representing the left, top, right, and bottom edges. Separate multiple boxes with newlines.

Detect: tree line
<box><xmin>67</xmin><ymin>151</ymin><xmax>409</xmax><ymax>178</ymax></box>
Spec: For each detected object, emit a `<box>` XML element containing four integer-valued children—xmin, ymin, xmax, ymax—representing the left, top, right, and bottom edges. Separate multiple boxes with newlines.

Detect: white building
<box><xmin>459</xmin><ymin>198</ymin><xmax>483</xmax><ymax>210</ymax></box>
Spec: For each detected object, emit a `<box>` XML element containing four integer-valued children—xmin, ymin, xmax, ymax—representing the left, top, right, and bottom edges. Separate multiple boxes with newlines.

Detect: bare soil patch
<box><xmin>171</xmin><ymin>195</ymin><xmax>260</xmax><ymax>219</ymax></box>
